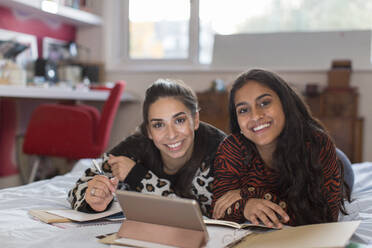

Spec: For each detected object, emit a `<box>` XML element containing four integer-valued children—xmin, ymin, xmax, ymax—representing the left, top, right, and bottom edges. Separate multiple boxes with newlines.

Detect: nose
<box><xmin>166</xmin><ymin>124</ymin><xmax>177</xmax><ymax>139</ymax></box>
<box><xmin>251</xmin><ymin>107</ymin><xmax>264</xmax><ymax>121</ymax></box>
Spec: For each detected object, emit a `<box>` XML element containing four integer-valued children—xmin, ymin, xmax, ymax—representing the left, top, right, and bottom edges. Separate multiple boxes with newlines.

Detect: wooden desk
<box><xmin>0</xmin><ymin>85</ymin><xmax>137</xmax><ymax>177</ymax></box>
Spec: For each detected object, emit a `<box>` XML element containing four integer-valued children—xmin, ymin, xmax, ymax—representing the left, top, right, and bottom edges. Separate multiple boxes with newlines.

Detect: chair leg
<box><xmin>28</xmin><ymin>157</ymin><xmax>40</xmax><ymax>184</ymax></box>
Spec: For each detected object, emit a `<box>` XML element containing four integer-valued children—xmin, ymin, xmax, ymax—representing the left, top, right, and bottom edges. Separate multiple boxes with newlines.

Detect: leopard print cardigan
<box><xmin>68</xmin><ymin>122</ymin><xmax>226</xmax><ymax>217</ymax></box>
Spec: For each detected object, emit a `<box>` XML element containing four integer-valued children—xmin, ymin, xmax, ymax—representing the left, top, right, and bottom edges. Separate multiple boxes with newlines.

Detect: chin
<box><xmin>166</xmin><ymin>150</ymin><xmax>186</xmax><ymax>159</ymax></box>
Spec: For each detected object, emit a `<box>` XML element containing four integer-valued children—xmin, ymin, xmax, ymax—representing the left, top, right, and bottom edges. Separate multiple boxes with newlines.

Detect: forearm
<box><xmin>68</xmin><ymin>167</ymin><xmax>113</xmax><ymax>212</ymax></box>
<box><xmin>212</xmin><ymin>171</ymin><xmax>246</xmax><ymax>221</ymax></box>
<box><xmin>320</xmin><ymin>137</ymin><xmax>343</xmax><ymax>221</ymax></box>
<box><xmin>323</xmin><ymin>162</ymin><xmax>342</xmax><ymax>221</ymax></box>
<box><xmin>218</xmin><ymin>198</ymin><xmax>248</xmax><ymax>223</ymax></box>
<box><xmin>122</xmin><ymin>163</ymin><xmax>150</xmax><ymax>190</ymax></box>
<box><xmin>132</xmin><ymin>170</ymin><xmax>176</xmax><ymax>196</ymax></box>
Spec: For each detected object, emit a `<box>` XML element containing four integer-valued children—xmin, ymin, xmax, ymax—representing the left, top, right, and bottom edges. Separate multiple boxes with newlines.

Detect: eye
<box><xmin>236</xmin><ymin>107</ymin><xmax>249</xmax><ymax>115</ymax></box>
<box><xmin>175</xmin><ymin>117</ymin><xmax>186</xmax><ymax>124</ymax></box>
<box><xmin>152</xmin><ymin>122</ymin><xmax>164</xmax><ymax>129</ymax></box>
<box><xmin>259</xmin><ymin>99</ymin><xmax>271</xmax><ymax>108</ymax></box>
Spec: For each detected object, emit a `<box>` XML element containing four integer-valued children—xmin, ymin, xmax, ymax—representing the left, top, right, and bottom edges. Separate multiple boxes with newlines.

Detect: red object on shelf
<box><xmin>89</xmin><ymin>85</ymin><xmax>112</xmax><ymax>91</ymax></box>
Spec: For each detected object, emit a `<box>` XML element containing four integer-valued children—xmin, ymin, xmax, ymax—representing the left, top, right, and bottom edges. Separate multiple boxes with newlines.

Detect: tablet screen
<box><xmin>116</xmin><ymin>190</ymin><xmax>207</xmax><ymax>232</ymax></box>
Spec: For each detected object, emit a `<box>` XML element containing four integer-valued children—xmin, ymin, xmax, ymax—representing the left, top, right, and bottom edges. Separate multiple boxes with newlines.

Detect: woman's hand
<box><xmin>108</xmin><ymin>154</ymin><xmax>136</xmax><ymax>181</ymax></box>
<box><xmin>243</xmin><ymin>198</ymin><xmax>290</xmax><ymax>228</ymax></box>
<box><xmin>213</xmin><ymin>189</ymin><xmax>242</xmax><ymax>219</ymax></box>
<box><xmin>85</xmin><ymin>175</ymin><xmax>118</xmax><ymax>212</ymax></box>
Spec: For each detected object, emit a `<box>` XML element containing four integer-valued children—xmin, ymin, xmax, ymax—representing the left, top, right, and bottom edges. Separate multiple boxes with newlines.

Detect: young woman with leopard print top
<box><xmin>68</xmin><ymin>79</ymin><xmax>226</xmax><ymax>217</ymax></box>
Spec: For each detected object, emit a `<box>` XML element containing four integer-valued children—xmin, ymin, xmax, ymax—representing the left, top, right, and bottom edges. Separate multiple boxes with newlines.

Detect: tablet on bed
<box><xmin>116</xmin><ymin>190</ymin><xmax>208</xmax><ymax>248</ymax></box>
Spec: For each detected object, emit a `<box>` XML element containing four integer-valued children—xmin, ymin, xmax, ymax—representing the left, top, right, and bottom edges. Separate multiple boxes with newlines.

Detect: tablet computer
<box><xmin>116</xmin><ymin>190</ymin><xmax>208</xmax><ymax>247</ymax></box>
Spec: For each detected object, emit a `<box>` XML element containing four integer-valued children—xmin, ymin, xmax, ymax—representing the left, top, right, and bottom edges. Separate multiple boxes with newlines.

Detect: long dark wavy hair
<box><xmin>229</xmin><ymin>69</ymin><xmax>350</xmax><ymax>225</ymax></box>
<box><xmin>139</xmin><ymin>78</ymin><xmax>205</xmax><ymax>198</ymax></box>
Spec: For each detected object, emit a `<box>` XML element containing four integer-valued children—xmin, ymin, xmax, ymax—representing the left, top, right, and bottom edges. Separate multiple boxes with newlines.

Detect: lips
<box><xmin>166</xmin><ymin>141</ymin><xmax>182</xmax><ymax>151</ymax></box>
<box><xmin>252</xmin><ymin>122</ymin><xmax>271</xmax><ymax>132</ymax></box>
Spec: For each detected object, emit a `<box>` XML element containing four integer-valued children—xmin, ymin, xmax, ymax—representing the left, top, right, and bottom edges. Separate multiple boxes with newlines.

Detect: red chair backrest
<box><xmin>97</xmin><ymin>81</ymin><xmax>126</xmax><ymax>151</ymax></box>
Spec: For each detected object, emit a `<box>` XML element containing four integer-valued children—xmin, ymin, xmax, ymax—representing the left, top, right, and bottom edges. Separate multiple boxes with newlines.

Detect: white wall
<box><xmin>212</xmin><ymin>31</ymin><xmax>372</xmax><ymax>70</ymax></box>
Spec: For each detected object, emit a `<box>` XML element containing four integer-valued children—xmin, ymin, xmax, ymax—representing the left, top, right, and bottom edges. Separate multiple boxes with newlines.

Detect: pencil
<box><xmin>92</xmin><ymin>159</ymin><xmax>104</xmax><ymax>175</ymax></box>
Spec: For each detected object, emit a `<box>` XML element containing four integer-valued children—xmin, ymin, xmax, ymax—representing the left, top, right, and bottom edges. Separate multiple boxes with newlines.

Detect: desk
<box><xmin>0</xmin><ymin>85</ymin><xmax>137</xmax><ymax>177</ymax></box>
<box><xmin>0</xmin><ymin>85</ymin><xmax>136</xmax><ymax>101</ymax></box>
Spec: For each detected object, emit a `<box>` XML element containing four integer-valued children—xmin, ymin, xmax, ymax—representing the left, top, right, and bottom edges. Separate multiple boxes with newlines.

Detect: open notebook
<box><xmin>29</xmin><ymin>201</ymin><xmax>123</xmax><ymax>223</ymax></box>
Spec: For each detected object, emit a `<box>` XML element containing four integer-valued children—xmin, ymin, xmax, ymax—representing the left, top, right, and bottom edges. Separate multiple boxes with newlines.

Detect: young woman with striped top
<box><xmin>212</xmin><ymin>69</ymin><xmax>350</xmax><ymax>228</ymax></box>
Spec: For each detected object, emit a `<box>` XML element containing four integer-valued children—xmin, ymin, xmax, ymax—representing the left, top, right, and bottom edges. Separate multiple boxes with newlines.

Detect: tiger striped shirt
<box><xmin>212</xmin><ymin>131</ymin><xmax>342</xmax><ymax>225</ymax></box>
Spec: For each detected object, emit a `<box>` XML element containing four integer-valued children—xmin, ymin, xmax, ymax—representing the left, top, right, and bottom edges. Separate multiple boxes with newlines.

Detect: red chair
<box><xmin>23</xmin><ymin>81</ymin><xmax>125</xmax><ymax>182</ymax></box>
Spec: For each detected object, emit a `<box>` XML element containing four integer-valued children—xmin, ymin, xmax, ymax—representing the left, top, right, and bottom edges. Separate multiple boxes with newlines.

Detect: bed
<box><xmin>1</xmin><ymin>159</ymin><xmax>372</xmax><ymax>247</ymax></box>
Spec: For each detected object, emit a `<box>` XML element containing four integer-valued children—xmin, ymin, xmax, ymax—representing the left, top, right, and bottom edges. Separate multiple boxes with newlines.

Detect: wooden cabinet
<box><xmin>197</xmin><ymin>91</ymin><xmax>230</xmax><ymax>134</ymax></box>
<box><xmin>305</xmin><ymin>87</ymin><xmax>363</xmax><ymax>163</ymax></box>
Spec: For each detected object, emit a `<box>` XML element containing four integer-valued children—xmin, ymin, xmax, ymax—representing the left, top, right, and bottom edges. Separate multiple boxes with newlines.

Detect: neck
<box><xmin>256</xmin><ymin>143</ymin><xmax>276</xmax><ymax>168</ymax></box>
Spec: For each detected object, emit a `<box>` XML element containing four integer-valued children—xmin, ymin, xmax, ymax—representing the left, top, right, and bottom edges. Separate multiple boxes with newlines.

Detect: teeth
<box><xmin>253</xmin><ymin>123</ymin><xmax>270</xmax><ymax>132</ymax></box>
<box><xmin>168</xmin><ymin>142</ymin><xmax>181</xmax><ymax>148</ymax></box>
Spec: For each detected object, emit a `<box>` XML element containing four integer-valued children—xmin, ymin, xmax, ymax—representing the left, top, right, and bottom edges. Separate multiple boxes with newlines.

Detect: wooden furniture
<box><xmin>197</xmin><ymin>91</ymin><xmax>230</xmax><ymax>134</ymax></box>
<box><xmin>305</xmin><ymin>60</ymin><xmax>363</xmax><ymax>163</ymax></box>
<box><xmin>305</xmin><ymin>87</ymin><xmax>363</xmax><ymax>163</ymax></box>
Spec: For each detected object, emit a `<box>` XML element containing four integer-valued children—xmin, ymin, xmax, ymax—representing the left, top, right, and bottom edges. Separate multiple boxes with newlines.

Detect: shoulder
<box><xmin>218</xmin><ymin>133</ymin><xmax>245</xmax><ymax>150</ymax></box>
<box><xmin>310</xmin><ymin>129</ymin><xmax>334</xmax><ymax>150</ymax></box>
<box><xmin>215</xmin><ymin>133</ymin><xmax>252</xmax><ymax>162</ymax></box>
<box><xmin>308</xmin><ymin>129</ymin><xmax>338</xmax><ymax>166</ymax></box>
<box><xmin>197</xmin><ymin>122</ymin><xmax>226</xmax><ymax>141</ymax></box>
<box><xmin>196</xmin><ymin>122</ymin><xmax>227</xmax><ymax>151</ymax></box>
<box><xmin>109</xmin><ymin>129</ymin><xmax>155</xmax><ymax>156</ymax></box>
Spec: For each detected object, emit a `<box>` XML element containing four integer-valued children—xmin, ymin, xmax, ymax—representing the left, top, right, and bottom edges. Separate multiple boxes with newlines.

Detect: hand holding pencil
<box><xmin>85</xmin><ymin>159</ymin><xmax>118</xmax><ymax>212</ymax></box>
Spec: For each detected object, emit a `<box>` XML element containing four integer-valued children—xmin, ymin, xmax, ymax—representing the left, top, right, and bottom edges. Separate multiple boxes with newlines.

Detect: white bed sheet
<box><xmin>340</xmin><ymin>162</ymin><xmax>372</xmax><ymax>244</ymax></box>
<box><xmin>0</xmin><ymin>160</ymin><xmax>372</xmax><ymax>247</ymax></box>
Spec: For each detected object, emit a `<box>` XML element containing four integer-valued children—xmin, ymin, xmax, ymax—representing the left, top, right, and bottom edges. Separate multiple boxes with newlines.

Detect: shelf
<box><xmin>0</xmin><ymin>0</ymin><xmax>102</xmax><ymax>26</ymax></box>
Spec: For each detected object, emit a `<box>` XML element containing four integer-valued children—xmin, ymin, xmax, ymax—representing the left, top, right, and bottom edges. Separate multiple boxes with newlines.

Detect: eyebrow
<box><xmin>235</xmin><ymin>93</ymin><xmax>272</xmax><ymax>108</ymax></box>
<box><xmin>150</xmin><ymin>111</ymin><xmax>187</xmax><ymax>122</ymax></box>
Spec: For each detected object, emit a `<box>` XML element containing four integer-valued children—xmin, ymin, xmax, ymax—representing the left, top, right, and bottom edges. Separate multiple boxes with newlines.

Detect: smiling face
<box><xmin>234</xmin><ymin>80</ymin><xmax>285</xmax><ymax>153</ymax></box>
<box><xmin>147</xmin><ymin>97</ymin><xmax>199</xmax><ymax>172</ymax></box>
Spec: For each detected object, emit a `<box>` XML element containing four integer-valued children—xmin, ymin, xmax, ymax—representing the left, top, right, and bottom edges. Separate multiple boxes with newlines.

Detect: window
<box><xmin>107</xmin><ymin>0</ymin><xmax>372</xmax><ymax>70</ymax></box>
<box><xmin>199</xmin><ymin>0</ymin><xmax>372</xmax><ymax>64</ymax></box>
<box><xmin>129</xmin><ymin>0</ymin><xmax>190</xmax><ymax>59</ymax></box>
